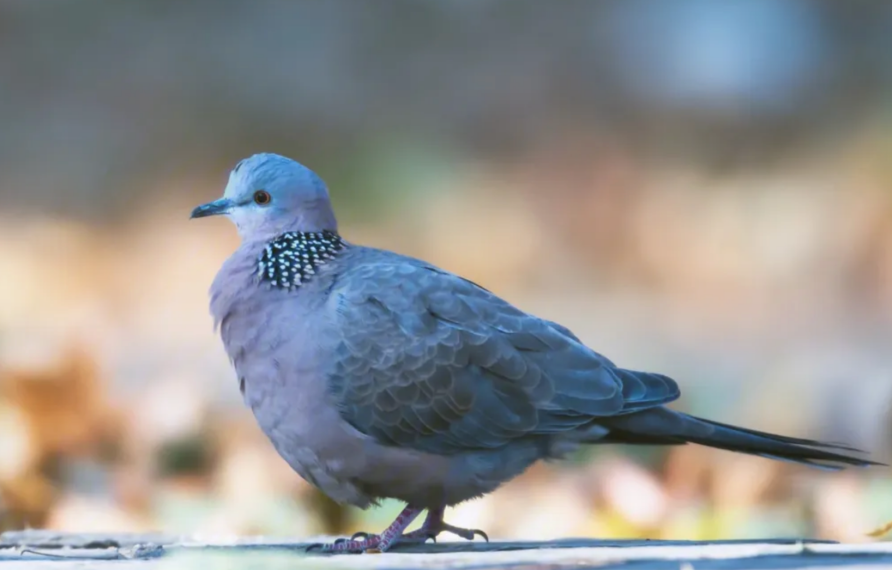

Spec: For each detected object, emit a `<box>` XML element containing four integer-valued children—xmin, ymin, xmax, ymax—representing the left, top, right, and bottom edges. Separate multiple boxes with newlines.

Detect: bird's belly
<box><xmin>242</xmin><ymin>373</ymin><xmax>376</xmax><ymax>507</ymax></box>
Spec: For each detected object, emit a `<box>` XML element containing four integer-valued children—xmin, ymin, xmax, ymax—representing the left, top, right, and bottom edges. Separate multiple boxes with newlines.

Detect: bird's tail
<box><xmin>598</xmin><ymin>407</ymin><xmax>882</xmax><ymax>469</ymax></box>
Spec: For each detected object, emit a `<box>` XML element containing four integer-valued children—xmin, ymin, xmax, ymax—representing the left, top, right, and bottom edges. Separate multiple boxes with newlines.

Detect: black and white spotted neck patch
<box><xmin>257</xmin><ymin>230</ymin><xmax>345</xmax><ymax>289</ymax></box>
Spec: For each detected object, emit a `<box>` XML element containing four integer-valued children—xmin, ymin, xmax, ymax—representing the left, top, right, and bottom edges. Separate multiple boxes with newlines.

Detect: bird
<box><xmin>191</xmin><ymin>153</ymin><xmax>880</xmax><ymax>553</ymax></box>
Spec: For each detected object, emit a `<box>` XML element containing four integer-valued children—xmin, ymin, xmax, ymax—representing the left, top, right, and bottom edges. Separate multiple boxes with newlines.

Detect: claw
<box><xmin>350</xmin><ymin>531</ymin><xmax>371</xmax><ymax>541</ymax></box>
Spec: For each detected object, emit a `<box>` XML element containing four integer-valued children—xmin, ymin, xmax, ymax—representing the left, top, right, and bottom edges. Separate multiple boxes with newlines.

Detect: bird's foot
<box><xmin>396</xmin><ymin>528</ymin><xmax>436</xmax><ymax>544</ymax></box>
<box><xmin>305</xmin><ymin>505</ymin><xmax>423</xmax><ymax>554</ymax></box>
<box><xmin>401</xmin><ymin>521</ymin><xmax>489</xmax><ymax>543</ymax></box>
<box><xmin>440</xmin><ymin>522</ymin><xmax>489</xmax><ymax>542</ymax></box>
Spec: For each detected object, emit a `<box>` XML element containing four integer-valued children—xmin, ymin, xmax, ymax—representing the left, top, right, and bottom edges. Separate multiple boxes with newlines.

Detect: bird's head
<box><xmin>190</xmin><ymin>153</ymin><xmax>337</xmax><ymax>241</ymax></box>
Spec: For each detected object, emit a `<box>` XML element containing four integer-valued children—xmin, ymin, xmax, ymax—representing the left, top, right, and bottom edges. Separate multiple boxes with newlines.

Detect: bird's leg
<box><xmin>399</xmin><ymin>506</ymin><xmax>489</xmax><ymax>544</ymax></box>
<box><xmin>306</xmin><ymin>505</ymin><xmax>422</xmax><ymax>554</ymax></box>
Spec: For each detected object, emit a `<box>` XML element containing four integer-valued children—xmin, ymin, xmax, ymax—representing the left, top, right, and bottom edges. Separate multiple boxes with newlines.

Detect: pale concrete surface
<box><xmin>1</xmin><ymin>531</ymin><xmax>891</xmax><ymax>569</ymax></box>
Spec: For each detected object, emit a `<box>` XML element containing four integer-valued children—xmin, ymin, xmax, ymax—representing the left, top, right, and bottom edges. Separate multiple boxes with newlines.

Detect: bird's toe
<box><xmin>442</xmin><ymin>523</ymin><xmax>489</xmax><ymax>542</ymax></box>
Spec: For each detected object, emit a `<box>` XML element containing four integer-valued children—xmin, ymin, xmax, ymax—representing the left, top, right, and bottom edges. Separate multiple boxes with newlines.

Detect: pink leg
<box><xmin>306</xmin><ymin>505</ymin><xmax>422</xmax><ymax>554</ymax></box>
<box><xmin>400</xmin><ymin>506</ymin><xmax>489</xmax><ymax>543</ymax></box>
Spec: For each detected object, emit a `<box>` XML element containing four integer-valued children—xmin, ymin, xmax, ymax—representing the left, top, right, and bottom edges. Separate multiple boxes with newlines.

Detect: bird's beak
<box><xmin>190</xmin><ymin>198</ymin><xmax>234</xmax><ymax>219</ymax></box>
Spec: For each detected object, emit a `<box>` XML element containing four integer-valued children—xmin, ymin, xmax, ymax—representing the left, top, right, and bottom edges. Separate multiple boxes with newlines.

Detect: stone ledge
<box><xmin>0</xmin><ymin>531</ymin><xmax>890</xmax><ymax>569</ymax></box>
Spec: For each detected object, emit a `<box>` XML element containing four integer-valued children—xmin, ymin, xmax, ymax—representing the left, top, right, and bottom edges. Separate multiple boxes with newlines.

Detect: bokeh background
<box><xmin>1</xmin><ymin>0</ymin><xmax>891</xmax><ymax>543</ymax></box>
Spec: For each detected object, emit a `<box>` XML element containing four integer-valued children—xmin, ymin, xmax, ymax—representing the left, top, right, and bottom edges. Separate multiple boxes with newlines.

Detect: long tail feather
<box><xmin>598</xmin><ymin>408</ymin><xmax>883</xmax><ymax>469</ymax></box>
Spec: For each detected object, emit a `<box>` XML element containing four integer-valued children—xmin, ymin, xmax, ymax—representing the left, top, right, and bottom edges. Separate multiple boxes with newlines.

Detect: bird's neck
<box><xmin>255</xmin><ymin>230</ymin><xmax>346</xmax><ymax>290</ymax></box>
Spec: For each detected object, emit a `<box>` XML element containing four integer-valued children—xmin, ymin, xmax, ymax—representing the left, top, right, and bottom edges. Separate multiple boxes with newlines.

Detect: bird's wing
<box><xmin>324</xmin><ymin>258</ymin><xmax>679</xmax><ymax>455</ymax></box>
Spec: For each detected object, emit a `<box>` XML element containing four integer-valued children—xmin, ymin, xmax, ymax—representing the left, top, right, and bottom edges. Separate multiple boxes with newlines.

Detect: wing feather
<box><xmin>324</xmin><ymin>256</ymin><xmax>680</xmax><ymax>454</ymax></box>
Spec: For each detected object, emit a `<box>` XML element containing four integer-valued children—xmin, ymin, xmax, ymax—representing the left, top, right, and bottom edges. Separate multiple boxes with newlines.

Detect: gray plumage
<box><xmin>192</xmin><ymin>153</ymin><xmax>878</xmax><ymax>552</ymax></box>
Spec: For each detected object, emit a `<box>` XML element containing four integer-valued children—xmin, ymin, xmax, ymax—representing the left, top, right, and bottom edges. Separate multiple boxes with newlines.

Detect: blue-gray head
<box><xmin>190</xmin><ymin>153</ymin><xmax>337</xmax><ymax>240</ymax></box>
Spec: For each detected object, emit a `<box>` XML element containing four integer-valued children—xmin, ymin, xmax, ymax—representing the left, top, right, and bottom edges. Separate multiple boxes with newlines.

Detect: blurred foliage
<box><xmin>0</xmin><ymin>0</ymin><xmax>890</xmax><ymax>542</ymax></box>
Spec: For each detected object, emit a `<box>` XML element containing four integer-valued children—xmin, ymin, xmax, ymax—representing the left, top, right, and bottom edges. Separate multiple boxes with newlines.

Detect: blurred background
<box><xmin>0</xmin><ymin>0</ymin><xmax>891</xmax><ymax>543</ymax></box>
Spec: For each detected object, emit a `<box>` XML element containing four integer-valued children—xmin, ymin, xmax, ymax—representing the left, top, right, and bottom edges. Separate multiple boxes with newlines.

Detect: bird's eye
<box><xmin>253</xmin><ymin>190</ymin><xmax>271</xmax><ymax>205</ymax></box>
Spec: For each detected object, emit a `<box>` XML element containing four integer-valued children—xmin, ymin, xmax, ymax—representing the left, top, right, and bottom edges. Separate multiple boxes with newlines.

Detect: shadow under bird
<box><xmin>191</xmin><ymin>153</ymin><xmax>881</xmax><ymax>553</ymax></box>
